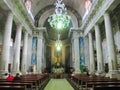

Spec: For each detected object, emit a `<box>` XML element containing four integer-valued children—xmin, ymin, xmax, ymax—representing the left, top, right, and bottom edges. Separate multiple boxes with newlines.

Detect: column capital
<box><xmin>33</xmin><ymin>30</ymin><xmax>43</xmax><ymax>37</ymax></box>
<box><xmin>88</xmin><ymin>32</ymin><xmax>92</xmax><ymax>40</ymax></box>
<box><xmin>94</xmin><ymin>24</ymin><xmax>99</xmax><ymax>28</ymax></box>
<box><xmin>104</xmin><ymin>12</ymin><xmax>109</xmax><ymax>17</ymax></box>
<box><xmin>72</xmin><ymin>32</ymin><xmax>80</xmax><ymax>39</ymax></box>
<box><xmin>33</xmin><ymin>27</ymin><xmax>47</xmax><ymax>39</ymax></box>
<box><xmin>5</xmin><ymin>11</ymin><xmax>13</xmax><ymax>17</ymax></box>
<box><xmin>69</xmin><ymin>27</ymin><xmax>83</xmax><ymax>37</ymax></box>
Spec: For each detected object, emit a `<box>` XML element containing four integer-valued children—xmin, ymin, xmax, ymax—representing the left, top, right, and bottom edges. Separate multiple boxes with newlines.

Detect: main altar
<box><xmin>52</xmin><ymin>61</ymin><xmax>64</xmax><ymax>78</ymax></box>
<box><xmin>52</xmin><ymin>67</ymin><xmax>64</xmax><ymax>78</ymax></box>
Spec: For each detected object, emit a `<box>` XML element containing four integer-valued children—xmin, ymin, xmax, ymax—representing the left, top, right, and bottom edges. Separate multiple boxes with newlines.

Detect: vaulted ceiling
<box><xmin>30</xmin><ymin>0</ymin><xmax>86</xmax><ymax>41</ymax></box>
<box><xmin>31</xmin><ymin>0</ymin><xmax>86</xmax><ymax>18</ymax></box>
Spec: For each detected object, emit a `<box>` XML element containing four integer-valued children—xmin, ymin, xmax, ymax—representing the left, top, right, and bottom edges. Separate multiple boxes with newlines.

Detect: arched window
<box><xmin>24</xmin><ymin>0</ymin><xmax>34</xmax><ymax>21</ymax></box>
<box><xmin>82</xmin><ymin>0</ymin><xmax>92</xmax><ymax>21</ymax></box>
<box><xmin>85</xmin><ymin>0</ymin><xmax>92</xmax><ymax>15</ymax></box>
<box><xmin>24</xmin><ymin>0</ymin><xmax>31</xmax><ymax>13</ymax></box>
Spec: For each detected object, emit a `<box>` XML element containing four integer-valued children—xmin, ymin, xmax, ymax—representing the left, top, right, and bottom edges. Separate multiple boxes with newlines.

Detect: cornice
<box><xmin>68</xmin><ymin>27</ymin><xmax>83</xmax><ymax>38</ymax></box>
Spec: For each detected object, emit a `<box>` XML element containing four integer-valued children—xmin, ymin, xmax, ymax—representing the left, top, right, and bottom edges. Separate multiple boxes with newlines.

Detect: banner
<box><xmin>79</xmin><ymin>37</ymin><xmax>85</xmax><ymax>72</ymax></box>
<box><xmin>31</xmin><ymin>37</ymin><xmax>37</xmax><ymax>64</ymax></box>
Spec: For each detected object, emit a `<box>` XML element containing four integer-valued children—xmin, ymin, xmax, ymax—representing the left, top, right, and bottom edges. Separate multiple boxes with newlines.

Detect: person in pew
<box><xmin>2</xmin><ymin>73</ymin><xmax>9</xmax><ymax>79</ymax></box>
<box><xmin>6</xmin><ymin>73</ymin><xmax>14</xmax><ymax>81</ymax></box>
<box><xmin>83</xmin><ymin>66</ymin><xmax>89</xmax><ymax>76</ymax></box>
<box><xmin>13</xmin><ymin>73</ymin><xmax>21</xmax><ymax>81</ymax></box>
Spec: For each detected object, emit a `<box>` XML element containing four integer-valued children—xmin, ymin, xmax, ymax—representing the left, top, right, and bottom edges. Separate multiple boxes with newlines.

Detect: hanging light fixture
<box><xmin>55</xmin><ymin>34</ymin><xmax>62</xmax><ymax>51</ymax></box>
<box><xmin>48</xmin><ymin>0</ymin><xmax>71</xmax><ymax>31</ymax></box>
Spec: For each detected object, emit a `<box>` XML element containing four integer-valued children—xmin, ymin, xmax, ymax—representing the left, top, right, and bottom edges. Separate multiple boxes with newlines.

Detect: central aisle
<box><xmin>44</xmin><ymin>79</ymin><xmax>74</xmax><ymax>90</ymax></box>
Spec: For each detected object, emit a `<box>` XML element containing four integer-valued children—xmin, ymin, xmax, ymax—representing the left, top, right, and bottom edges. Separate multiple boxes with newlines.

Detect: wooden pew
<box><xmin>0</xmin><ymin>73</ymin><xmax>49</xmax><ymax>90</ymax></box>
<box><xmin>80</xmin><ymin>77</ymin><xmax>120</xmax><ymax>90</ymax></box>
<box><xmin>0</xmin><ymin>85</ymin><xmax>26</xmax><ymax>90</ymax></box>
<box><xmin>22</xmin><ymin>74</ymin><xmax>42</xmax><ymax>87</ymax></box>
<box><xmin>69</xmin><ymin>74</ymin><xmax>120</xmax><ymax>90</ymax></box>
<box><xmin>0</xmin><ymin>81</ymin><xmax>33</xmax><ymax>90</ymax></box>
<box><xmin>21</xmin><ymin>73</ymin><xmax>49</xmax><ymax>90</ymax></box>
<box><xmin>70</xmin><ymin>74</ymin><xmax>89</xmax><ymax>89</ymax></box>
<box><xmin>93</xmin><ymin>85</ymin><xmax>120</xmax><ymax>90</ymax></box>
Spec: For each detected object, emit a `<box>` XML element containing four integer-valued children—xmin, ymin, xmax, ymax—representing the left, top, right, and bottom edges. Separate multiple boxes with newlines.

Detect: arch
<box><xmin>38</xmin><ymin>8</ymin><xmax>78</xmax><ymax>28</ymax></box>
<box><xmin>34</xmin><ymin>5</ymin><xmax>82</xmax><ymax>27</ymax></box>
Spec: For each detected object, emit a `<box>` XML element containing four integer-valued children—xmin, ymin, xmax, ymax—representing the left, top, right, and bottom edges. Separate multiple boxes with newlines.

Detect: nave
<box><xmin>0</xmin><ymin>0</ymin><xmax>120</xmax><ymax>90</ymax></box>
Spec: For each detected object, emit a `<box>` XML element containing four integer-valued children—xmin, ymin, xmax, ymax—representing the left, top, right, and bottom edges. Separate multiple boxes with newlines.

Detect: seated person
<box><xmin>6</xmin><ymin>73</ymin><xmax>14</xmax><ymax>81</ymax></box>
<box><xmin>13</xmin><ymin>73</ymin><xmax>21</xmax><ymax>81</ymax></box>
<box><xmin>2</xmin><ymin>73</ymin><xmax>9</xmax><ymax>79</ymax></box>
<box><xmin>83</xmin><ymin>67</ymin><xmax>89</xmax><ymax>76</ymax></box>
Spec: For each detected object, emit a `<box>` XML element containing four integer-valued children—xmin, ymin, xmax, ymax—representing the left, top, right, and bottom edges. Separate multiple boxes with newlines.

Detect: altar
<box><xmin>52</xmin><ymin>67</ymin><xmax>64</xmax><ymax>78</ymax></box>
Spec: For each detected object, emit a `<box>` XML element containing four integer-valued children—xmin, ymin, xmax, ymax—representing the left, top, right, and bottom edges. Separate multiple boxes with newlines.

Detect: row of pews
<box><xmin>0</xmin><ymin>73</ymin><xmax>49</xmax><ymax>90</ymax></box>
<box><xmin>69</xmin><ymin>74</ymin><xmax>120</xmax><ymax>90</ymax></box>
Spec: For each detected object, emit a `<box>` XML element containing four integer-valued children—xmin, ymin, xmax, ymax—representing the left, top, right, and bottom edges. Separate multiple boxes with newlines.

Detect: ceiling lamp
<box><xmin>48</xmin><ymin>0</ymin><xmax>71</xmax><ymax>31</ymax></box>
<box><xmin>55</xmin><ymin>34</ymin><xmax>62</xmax><ymax>51</ymax></box>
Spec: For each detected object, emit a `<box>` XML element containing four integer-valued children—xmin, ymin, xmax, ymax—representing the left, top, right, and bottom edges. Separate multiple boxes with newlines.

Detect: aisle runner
<box><xmin>44</xmin><ymin>79</ymin><xmax>74</xmax><ymax>90</ymax></box>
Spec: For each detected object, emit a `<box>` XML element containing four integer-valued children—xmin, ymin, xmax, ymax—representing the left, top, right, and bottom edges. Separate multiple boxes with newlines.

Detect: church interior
<box><xmin>0</xmin><ymin>0</ymin><xmax>120</xmax><ymax>90</ymax></box>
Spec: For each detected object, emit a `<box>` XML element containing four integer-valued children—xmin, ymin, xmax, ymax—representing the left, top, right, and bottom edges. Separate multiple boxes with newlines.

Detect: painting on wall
<box><xmin>31</xmin><ymin>37</ymin><xmax>37</xmax><ymax>65</ymax></box>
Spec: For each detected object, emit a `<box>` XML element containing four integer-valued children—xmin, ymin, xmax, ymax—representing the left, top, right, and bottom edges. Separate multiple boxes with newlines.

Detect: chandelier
<box><xmin>48</xmin><ymin>0</ymin><xmax>71</xmax><ymax>31</ymax></box>
<box><xmin>55</xmin><ymin>34</ymin><xmax>62</xmax><ymax>51</ymax></box>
